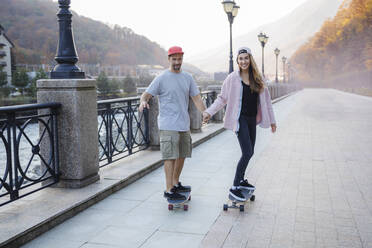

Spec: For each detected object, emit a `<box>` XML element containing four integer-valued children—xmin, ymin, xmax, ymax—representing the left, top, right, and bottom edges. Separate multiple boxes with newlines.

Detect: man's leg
<box><xmin>172</xmin><ymin>131</ymin><xmax>192</xmax><ymax>192</ymax></box>
<box><xmin>164</xmin><ymin>159</ymin><xmax>176</xmax><ymax>192</ymax></box>
<box><xmin>173</xmin><ymin>157</ymin><xmax>186</xmax><ymax>185</ymax></box>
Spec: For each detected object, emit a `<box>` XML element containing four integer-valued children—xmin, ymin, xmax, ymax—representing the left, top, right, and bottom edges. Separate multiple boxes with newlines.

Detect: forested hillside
<box><xmin>0</xmin><ymin>0</ymin><xmax>168</xmax><ymax>66</ymax></box>
<box><xmin>291</xmin><ymin>0</ymin><xmax>372</xmax><ymax>88</ymax></box>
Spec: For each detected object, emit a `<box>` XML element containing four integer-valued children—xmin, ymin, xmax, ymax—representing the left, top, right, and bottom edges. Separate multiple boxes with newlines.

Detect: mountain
<box><xmin>291</xmin><ymin>0</ymin><xmax>372</xmax><ymax>87</ymax></box>
<box><xmin>188</xmin><ymin>0</ymin><xmax>342</xmax><ymax>75</ymax></box>
<box><xmin>0</xmin><ymin>0</ymin><xmax>168</xmax><ymax>67</ymax></box>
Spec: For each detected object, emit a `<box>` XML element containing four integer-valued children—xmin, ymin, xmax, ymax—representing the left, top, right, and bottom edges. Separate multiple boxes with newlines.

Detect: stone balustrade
<box><xmin>35</xmin><ymin>80</ymin><xmax>298</xmax><ymax>189</ymax></box>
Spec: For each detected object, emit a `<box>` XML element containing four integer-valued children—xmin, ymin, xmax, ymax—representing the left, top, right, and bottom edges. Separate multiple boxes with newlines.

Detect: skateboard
<box><xmin>167</xmin><ymin>191</ymin><xmax>191</xmax><ymax>211</ymax></box>
<box><xmin>223</xmin><ymin>188</ymin><xmax>255</xmax><ymax>212</ymax></box>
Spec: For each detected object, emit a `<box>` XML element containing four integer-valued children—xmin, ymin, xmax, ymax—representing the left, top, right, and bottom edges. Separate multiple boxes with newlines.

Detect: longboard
<box><xmin>223</xmin><ymin>188</ymin><xmax>255</xmax><ymax>212</ymax></box>
<box><xmin>167</xmin><ymin>191</ymin><xmax>191</xmax><ymax>211</ymax></box>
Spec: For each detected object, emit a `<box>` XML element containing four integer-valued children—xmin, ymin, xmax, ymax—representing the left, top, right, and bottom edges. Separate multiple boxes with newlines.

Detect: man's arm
<box><xmin>139</xmin><ymin>92</ymin><xmax>153</xmax><ymax>112</ymax></box>
<box><xmin>191</xmin><ymin>94</ymin><xmax>206</xmax><ymax>113</ymax></box>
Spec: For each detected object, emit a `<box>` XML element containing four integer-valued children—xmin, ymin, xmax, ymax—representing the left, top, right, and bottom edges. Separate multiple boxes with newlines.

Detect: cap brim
<box><xmin>168</xmin><ymin>52</ymin><xmax>184</xmax><ymax>56</ymax></box>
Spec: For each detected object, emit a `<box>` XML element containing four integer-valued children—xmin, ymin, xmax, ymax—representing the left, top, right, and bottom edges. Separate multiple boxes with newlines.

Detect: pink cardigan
<box><xmin>205</xmin><ymin>71</ymin><xmax>276</xmax><ymax>132</ymax></box>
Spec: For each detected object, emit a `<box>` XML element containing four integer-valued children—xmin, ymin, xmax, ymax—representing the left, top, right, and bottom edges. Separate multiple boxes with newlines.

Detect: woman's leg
<box><xmin>233</xmin><ymin>116</ymin><xmax>255</xmax><ymax>186</ymax></box>
<box><xmin>247</xmin><ymin>117</ymin><xmax>257</xmax><ymax>154</ymax></box>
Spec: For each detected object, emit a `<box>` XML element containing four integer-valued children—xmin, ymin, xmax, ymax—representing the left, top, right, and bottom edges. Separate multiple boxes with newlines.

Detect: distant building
<box><xmin>214</xmin><ymin>72</ymin><xmax>228</xmax><ymax>82</ymax></box>
<box><xmin>136</xmin><ymin>64</ymin><xmax>164</xmax><ymax>77</ymax></box>
<box><xmin>0</xmin><ymin>24</ymin><xmax>14</xmax><ymax>85</ymax></box>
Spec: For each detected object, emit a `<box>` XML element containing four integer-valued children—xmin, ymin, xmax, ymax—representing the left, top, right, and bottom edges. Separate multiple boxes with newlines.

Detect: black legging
<box><xmin>233</xmin><ymin>115</ymin><xmax>257</xmax><ymax>186</ymax></box>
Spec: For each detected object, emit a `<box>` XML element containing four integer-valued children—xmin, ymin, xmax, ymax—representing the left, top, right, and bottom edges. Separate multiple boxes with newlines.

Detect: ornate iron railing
<box><xmin>0</xmin><ymin>102</ymin><xmax>61</xmax><ymax>206</ymax></box>
<box><xmin>97</xmin><ymin>97</ymin><xmax>149</xmax><ymax>167</ymax></box>
<box><xmin>201</xmin><ymin>90</ymin><xmax>216</xmax><ymax>108</ymax></box>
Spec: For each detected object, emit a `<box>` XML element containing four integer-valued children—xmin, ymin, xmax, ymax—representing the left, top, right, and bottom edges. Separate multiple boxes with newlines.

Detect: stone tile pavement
<box><xmin>1</xmin><ymin>119</ymin><xmax>226</xmax><ymax>247</ymax></box>
<box><xmin>21</xmin><ymin>89</ymin><xmax>372</xmax><ymax>248</ymax></box>
<box><xmin>202</xmin><ymin>89</ymin><xmax>372</xmax><ymax>248</ymax></box>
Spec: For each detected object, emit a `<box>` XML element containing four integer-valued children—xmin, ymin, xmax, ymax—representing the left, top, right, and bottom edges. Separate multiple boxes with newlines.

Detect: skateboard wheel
<box><xmin>239</xmin><ymin>205</ymin><xmax>244</xmax><ymax>212</ymax></box>
<box><xmin>250</xmin><ymin>195</ymin><xmax>255</xmax><ymax>201</ymax></box>
<box><xmin>183</xmin><ymin>205</ymin><xmax>188</xmax><ymax>211</ymax></box>
<box><xmin>223</xmin><ymin>204</ymin><xmax>228</xmax><ymax>211</ymax></box>
<box><xmin>168</xmin><ymin>204</ymin><xmax>173</xmax><ymax>211</ymax></box>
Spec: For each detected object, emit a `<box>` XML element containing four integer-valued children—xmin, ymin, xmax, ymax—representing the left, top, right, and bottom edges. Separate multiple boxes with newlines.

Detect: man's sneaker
<box><xmin>173</xmin><ymin>182</ymin><xmax>191</xmax><ymax>193</ymax></box>
<box><xmin>229</xmin><ymin>188</ymin><xmax>246</xmax><ymax>201</ymax></box>
<box><xmin>238</xmin><ymin>179</ymin><xmax>255</xmax><ymax>190</ymax></box>
<box><xmin>164</xmin><ymin>191</ymin><xmax>187</xmax><ymax>201</ymax></box>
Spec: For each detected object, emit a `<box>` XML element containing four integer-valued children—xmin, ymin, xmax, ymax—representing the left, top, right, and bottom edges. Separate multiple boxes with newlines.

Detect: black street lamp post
<box><xmin>222</xmin><ymin>1</ymin><xmax>239</xmax><ymax>73</ymax></box>
<box><xmin>274</xmin><ymin>48</ymin><xmax>280</xmax><ymax>83</ymax></box>
<box><xmin>50</xmin><ymin>0</ymin><xmax>85</xmax><ymax>79</ymax></box>
<box><xmin>282</xmin><ymin>56</ymin><xmax>287</xmax><ymax>83</ymax></box>
<box><xmin>258</xmin><ymin>32</ymin><xmax>269</xmax><ymax>78</ymax></box>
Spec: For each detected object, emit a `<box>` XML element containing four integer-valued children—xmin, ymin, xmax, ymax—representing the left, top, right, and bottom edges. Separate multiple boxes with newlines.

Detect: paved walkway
<box><xmin>22</xmin><ymin>89</ymin><xmax>372</xmax><ymax>248</ymax></box>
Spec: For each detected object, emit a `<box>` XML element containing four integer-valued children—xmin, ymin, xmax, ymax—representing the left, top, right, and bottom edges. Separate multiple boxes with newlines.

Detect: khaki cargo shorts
<box><xmin>159</xmin><ymin>130</ymin><xmax>192</xmax><ymax>160</ymax></box>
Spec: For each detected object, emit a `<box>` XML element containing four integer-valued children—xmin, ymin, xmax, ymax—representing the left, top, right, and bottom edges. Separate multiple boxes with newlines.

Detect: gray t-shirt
<box><xmin>146</xmin><ymin>69</ymin><xmax>200</xmax><ymax>131</ymax></box>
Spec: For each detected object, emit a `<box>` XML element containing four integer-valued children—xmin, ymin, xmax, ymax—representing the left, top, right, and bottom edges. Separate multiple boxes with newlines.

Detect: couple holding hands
<box><xmin>139</xmin><ymin>46</ymin><xmax>276</xmax><ymax>202</ymax></box>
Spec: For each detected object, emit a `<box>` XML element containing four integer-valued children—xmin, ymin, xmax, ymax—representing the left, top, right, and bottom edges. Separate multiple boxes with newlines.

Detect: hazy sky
<box><xmin>68</xmin><ymin>0</ymin><xmax>308</xmax><ymax>59</ymax></box>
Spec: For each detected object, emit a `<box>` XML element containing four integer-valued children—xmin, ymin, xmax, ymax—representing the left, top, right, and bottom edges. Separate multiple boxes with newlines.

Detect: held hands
<box><xmin>271</xmin><ymin>123</ymin><xmax>277</xmax><ymax>133</ymax></box>
<box><xmin>202</xmin><ymin>112</ymin><xmax>211</xmax><ymax>124</ymax></box>
<box><xmin>138</xmin><ymin>101</ymin><xmax>150</xmax><ymax>112</ymax></box>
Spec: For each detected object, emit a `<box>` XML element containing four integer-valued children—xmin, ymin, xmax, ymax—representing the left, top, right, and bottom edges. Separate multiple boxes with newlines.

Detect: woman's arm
<box><xmin>204</xmin><ymin>78</ymin><xmax>230</xmax><ymax>117</ymax></box>
<box><xmin>202</xmin><ymin>80</ymin><xmax>230</xmax><ymax>123</ymax></box>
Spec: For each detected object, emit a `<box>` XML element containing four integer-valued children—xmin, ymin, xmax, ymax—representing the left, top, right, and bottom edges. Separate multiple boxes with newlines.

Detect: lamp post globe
<box><xmin>258</xmin><ymin>32</ymin><xmax>269</xmax><ymax>79</ymax></box>
<box><xmin>222</xmin><ymin>0</ymin><xmax>238</xmax><ymax>73</ymax></box>
<box><xmin>222</xmin><ymin>0</ymin><xmax>235</xmax><ymax>13</ymax></box>
<box><xmin>274</xmin><ymin>48</ymin><xmax>280</xmax><ymax>83</ymax></box>
<box><xmin>232</xmin><ymin>5</ymin><xmax>240</xmax><ymax>17</ymax></box>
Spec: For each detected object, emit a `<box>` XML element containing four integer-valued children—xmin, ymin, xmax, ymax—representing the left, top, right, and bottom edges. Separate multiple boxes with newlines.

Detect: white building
<box><xmin>0</xmin><ymin>24</ymin><xmax>14</xmax><ymax>85</ymax></box>
<box><xmin>137</xmin><ymin>64</ymin><xmax>164</xmax><ymax>77</ymax></box>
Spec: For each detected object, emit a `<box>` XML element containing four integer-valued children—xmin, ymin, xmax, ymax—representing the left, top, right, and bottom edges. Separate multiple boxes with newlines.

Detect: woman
<box><xmin>203</xmin><ymin>47</ymin><xmax>277</xmax><ymax>201</ymax></box>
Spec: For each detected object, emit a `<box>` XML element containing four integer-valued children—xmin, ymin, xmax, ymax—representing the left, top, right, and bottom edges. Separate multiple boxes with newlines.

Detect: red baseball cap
<box><xmin>168</xmin><ymin>46</ymin><xmax>184</xmax><ymax>56</ymax></box>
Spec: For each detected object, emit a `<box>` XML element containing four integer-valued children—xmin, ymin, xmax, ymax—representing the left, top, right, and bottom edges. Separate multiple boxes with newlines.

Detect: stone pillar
<box><xmin>148</xmin><ymin>96</ymin><xmax>160</xmax><ymax>150</ymax></box>
<box><xmin>189</xmin><ymin>87</ymin><xmax>202</xmax><ymax>133</ymax></box>
<box><xmin>207</xmin><ymin>85</ymin><xmax>224</xmax><ymax>123</ymax></box>
<box><xmin>189</xmin><ymin>99</ymin><xmax>202</xmax><ymax>133</ymax></box>
<box><xmin>37</xmin><ymin>79</ymin><xmax>100</xmax><ymax>188</ymax></box>
<box><xmin>137</xmin><ymin>87</ymin><xmax>159</xmax><ymax>150</ymax></box>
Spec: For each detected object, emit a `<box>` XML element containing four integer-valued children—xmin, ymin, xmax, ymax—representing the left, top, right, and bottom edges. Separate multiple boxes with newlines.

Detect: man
<box><xmin>139</xmin><ymin>46</ymin><xmax>206</xmax><ymax>200</ymax></box>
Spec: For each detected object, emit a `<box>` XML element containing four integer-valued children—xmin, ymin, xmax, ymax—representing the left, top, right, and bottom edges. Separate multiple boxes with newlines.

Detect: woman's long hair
<box><xmin>237</xmin><ymin>53</ymin><xmax>264</xmax><ymax>93</ymax></box>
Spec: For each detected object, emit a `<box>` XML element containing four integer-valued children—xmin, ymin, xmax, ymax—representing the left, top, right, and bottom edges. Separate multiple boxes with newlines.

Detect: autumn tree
<box><xmin>0</xmin><ymin>68</ymin><xmax>11</xmax><ymax>97</ymax></box>
<box><xmin>122</xmin><ymin>75</ymin><xmax>136</xmax><ymax>94</ymax></box>
<box><xmin>96</xmin><ymin>72</ymin><xmax>110</xmax><ymax>96</ymax></box>
<box><xmin>12</xmin><ymin>68</ymin><xmax>30</xmax><ymax>96</ymax></box>
<box><xmin>0</xmin><ymin>68</ymin><xmax>7</xmax><ymax>87</ymax></box>
<box><xmin>291</xmin><ymin>0</ymin><xmax>372</xmax><ymax>83</ymax></box>
<box><xmin>27</xmin><ymin>68</ymin><xmax>48</xmax><ymax>97</ymax></box>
